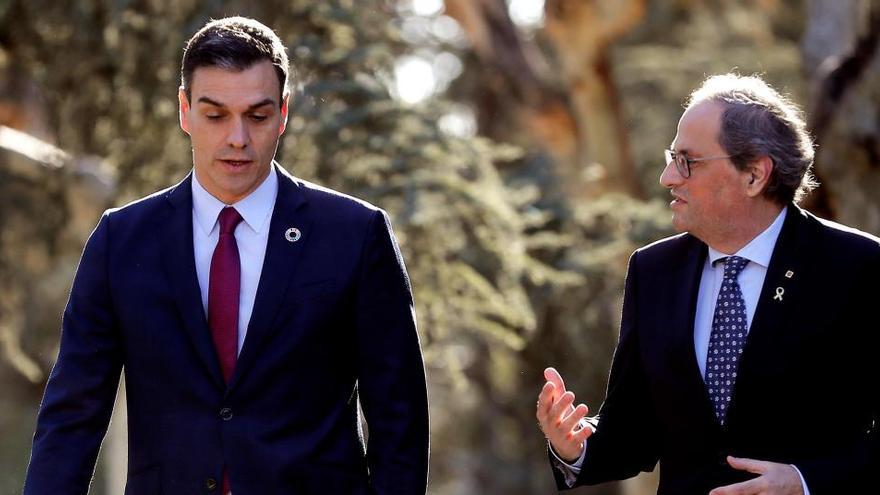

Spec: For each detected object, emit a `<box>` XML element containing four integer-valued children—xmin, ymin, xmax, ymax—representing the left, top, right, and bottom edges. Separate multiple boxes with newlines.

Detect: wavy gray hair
<box><xmin>687</xmin><ymin>74</ymin><xmax>818</xmax><ymax>205</ymax></box>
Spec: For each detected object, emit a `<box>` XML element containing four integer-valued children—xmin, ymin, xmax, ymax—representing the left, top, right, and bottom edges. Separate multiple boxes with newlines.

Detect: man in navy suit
<box><xmin>536</xmin><ymin>74</ymin><xmax>878</xmax><ymax>494</ymax></box>
<box><xmin>24</xmin><ymin>17</ymin><xmax>428</xmax><ymax>494</ymax></box>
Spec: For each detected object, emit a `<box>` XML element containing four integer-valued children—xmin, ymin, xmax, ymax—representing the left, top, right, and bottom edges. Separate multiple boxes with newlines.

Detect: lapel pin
<box><xmin>785</xmin><ymin>270</ymin><xmax>794</xmax><ymax>279</ymax></box>
<box><xmin>284</xmin><ymin>227</ymin><xmax>301</xmax><ymax>243</ymax></box>
<box><xmin>773</xmin><ymin>287</ymin><xmax>784</xmax><ymax>302</ymax></box>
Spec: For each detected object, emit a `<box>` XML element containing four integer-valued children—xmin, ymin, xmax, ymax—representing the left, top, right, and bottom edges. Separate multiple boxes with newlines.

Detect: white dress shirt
<box><xmin>191</xmin><ymin>168</ymin><xmax>278</xmax><ymax>354</ymax></box>
<box><xmin>694</xmin><ymin>207</ymin><xmax>786</xmax><ymax>376</ymax></box>
<box><xmin>555</xmin><ymin>207</ymin><xmax>811</xmax><ymax>494</ymax></box>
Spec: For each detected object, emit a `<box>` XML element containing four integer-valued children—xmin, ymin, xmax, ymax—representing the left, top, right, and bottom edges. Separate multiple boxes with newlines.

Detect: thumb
<box><xmin>726</xmin><ymin>456</ymin><xmax>768</xmax><ymax>475</ymax></box>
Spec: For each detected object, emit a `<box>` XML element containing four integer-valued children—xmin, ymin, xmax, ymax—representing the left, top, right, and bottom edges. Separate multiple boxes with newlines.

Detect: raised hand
<box><xmin>536</xmin><ymin>367</ymin><xmax>594</xmax><ymax>462</ymax></box>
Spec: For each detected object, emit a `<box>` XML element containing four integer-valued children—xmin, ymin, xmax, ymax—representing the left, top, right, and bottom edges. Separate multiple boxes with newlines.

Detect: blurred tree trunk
<box><xmin>802</xmin><ymin>0</ymin><xmax>880</xmax><ymax>231</ymax></box>
<box><xmin>0</xmin><ymin>127</ymin><xmax>114</xmax><ymax>493</ymax></box>
<box><xmin>444</xmin><ymin>0</ymin><xmax>646</xmax><ymax>200</ymax></box>
<box><xmin>542</xmin><ymin>0</ymin><xmax>646</xmax><ymax>201</ymax></box>
<box><xmin>443</xmin><ymin>3</ymin><xmax>657</xmax><ymax>494</ymax></box>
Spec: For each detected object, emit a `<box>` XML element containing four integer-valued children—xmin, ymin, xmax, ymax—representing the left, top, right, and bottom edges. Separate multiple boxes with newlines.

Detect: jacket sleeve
<box><xmin>354</xmin><ymin>209</ymin><xmax>429</xmax><ymax>494</ymax></box>
<box><xmin>553</xmin><ymin>250</ymin><xmax>661</xmax><ymax>490</ymax></box>
<box><xmin>23</xmin><ymin>213</ymin><xmax>123</xmax><ymax>495</ymax></box>
<box><xmin>794</xmin><ymin>245</ymin><xmax>880</xmax><ymax>494</ymax></box>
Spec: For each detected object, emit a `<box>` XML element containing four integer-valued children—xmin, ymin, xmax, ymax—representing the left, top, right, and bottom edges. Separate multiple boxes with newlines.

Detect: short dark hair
<box><xmin>181</xmin><ymin>16</ymin><xmax>289</xmax><ymax>104</ymax></box>
<box><xmin>687</xmin><ymin>73</ymin><xmax>818</xmax><ymax>205</ymax></box>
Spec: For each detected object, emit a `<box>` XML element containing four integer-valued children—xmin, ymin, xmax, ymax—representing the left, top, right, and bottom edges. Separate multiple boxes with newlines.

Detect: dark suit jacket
<box><xmin>24</xmin><ymin>166</ymin><xmax>429</xmax><ymax>494</ymax></box>
<box><xmin>554</xmin><ymin>206</ymin><xmax>879</xmax><ymax>494</ymax></box>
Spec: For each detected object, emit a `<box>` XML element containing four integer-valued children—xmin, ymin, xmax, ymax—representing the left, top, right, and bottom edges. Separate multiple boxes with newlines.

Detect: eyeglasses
<box><xmin>664</xmin><ymin>149</ymin><xmax>734</xmax><ymax>178</ymax></box>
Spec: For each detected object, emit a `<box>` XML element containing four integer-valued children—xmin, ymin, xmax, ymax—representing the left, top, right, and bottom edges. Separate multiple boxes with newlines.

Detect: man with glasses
<box><xmin>537</xmin><ymin>73</ymin><xmax>878</xmax><ymax>494</ymax></box>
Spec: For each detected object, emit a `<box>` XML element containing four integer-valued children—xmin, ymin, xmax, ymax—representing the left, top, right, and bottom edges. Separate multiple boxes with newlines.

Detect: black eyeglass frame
<box><xmin>664</xmin><ymin>149</ymin><xmax>735</xmax><ymax>178</ymax></box>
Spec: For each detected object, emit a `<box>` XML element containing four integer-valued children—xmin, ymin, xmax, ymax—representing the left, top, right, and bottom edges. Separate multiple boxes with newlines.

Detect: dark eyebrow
<box><xmin>196</xmin><ymin>97</ymin><xmax>276</xmax><ymax>111</ymax></box>
<box><xmin>196</xmin><ymin>97</ymin><xmax>225</xmax><ymax>108</ymax></box>
<box><xmin>245</xmin><ymin>98</ymin><xmax>276</xmax><ymax>111</ymax></box>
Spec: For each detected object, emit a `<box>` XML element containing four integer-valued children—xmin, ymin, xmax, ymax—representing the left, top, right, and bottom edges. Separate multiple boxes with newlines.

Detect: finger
<box><xmin>562</xmin><ymin>404</ymin><xmax>589</xmax><ymax>431</ymax></box>
<box><xmin>727</xmin><ymin>456</ymin><xmax>770</xmax><ymax>475</ymax></box>
<box><xmin>560</xmin><ymin>403</ymin><xmax>589</xmax><ymax>436</ymax></box>
<box><xmin>543</xmin><ymin>367</ymin><xmax>576</xmax><ymax>416</ymax></box>
<box><xmin>544</xmin><ymin>367</ymin><xmax>567</xmax><ymax>393</ymax></box>
<box><xmin>571</xmin><ymin>420</ymin><xmax>595</xmax><ymax>443</ymax></box>
<box><xmin>548</xmin><ymin>391</ymin><xmax>575</xmax><ymax>426</ymax></box>
<box><xmin>536</xmin><ymin>382</ymin><xmax>556</xmax><ymax>421</ymax></box>
<box><xmin>709</xmin><ymin>477</ymin><xmax>763</xmax><ymax>495</ymax></box>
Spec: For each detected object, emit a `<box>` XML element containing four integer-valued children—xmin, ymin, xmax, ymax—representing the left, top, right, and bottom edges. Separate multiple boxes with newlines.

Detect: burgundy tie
<box><xmin>208</xmin><ymin>207</ymin><xmax>242</xmax><ymax>495</ymax></box>
<box><xmin>208</xmin><ymin>207</ymin><xmax>243</xmax><ymax>382</ymax></box>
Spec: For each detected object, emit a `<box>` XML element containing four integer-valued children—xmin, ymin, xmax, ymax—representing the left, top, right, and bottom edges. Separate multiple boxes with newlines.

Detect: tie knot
<box><xmin>721</xmin><ymin>255</ymin><xmax>748</xmax><ymax>279</ymax></box>
<box><xmin>218</xmin><ymin>207</ymin><xmax>243</xmax><ymax>235</ymax></box>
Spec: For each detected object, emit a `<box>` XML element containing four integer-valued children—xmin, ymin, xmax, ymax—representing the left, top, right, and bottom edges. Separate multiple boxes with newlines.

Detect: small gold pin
<box><xmin>784</xmin><ymin>270</ymin><xmax>794</xmax><ymax>279</ymax></box>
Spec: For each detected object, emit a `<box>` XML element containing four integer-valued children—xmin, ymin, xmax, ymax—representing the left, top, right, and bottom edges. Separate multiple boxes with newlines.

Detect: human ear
<box><xmin>178</xmin><ymin>87</ymin><xmax>191</xmax><ymax>135</ymax></box>
<box><xmin>278</xmin><ymin>93</ymin><xmax>290</xmax><ymax>134</ymax></box>
<box><xmin>746</xmin><ymin>155</ymin><xmax>773</xmax><ymax>197</ymax></box>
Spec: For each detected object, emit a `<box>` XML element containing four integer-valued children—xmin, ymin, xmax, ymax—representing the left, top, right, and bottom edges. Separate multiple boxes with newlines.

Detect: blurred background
<box><xmin>1</xmin><ymin>0</ymin><xmax>878</xmax><ymax>493</ymax></box>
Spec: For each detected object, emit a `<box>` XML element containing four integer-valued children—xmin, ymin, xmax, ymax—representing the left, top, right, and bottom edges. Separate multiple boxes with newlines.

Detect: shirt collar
<box><xmin>707</xmin><ymin>206</ymin><xmax>788</xmax><ymax>268</ymax></box>
<box><xmin>191</xmin><ymin>166</ymin><xmax>278</xmax><ymax>235</ymax></box>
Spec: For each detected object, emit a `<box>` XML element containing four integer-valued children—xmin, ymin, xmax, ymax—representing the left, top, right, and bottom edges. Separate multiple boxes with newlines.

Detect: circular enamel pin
<box><xmin>284</xmin><ymin>227</ymin><xmax>302</xmax><ymax>243</ymax></box>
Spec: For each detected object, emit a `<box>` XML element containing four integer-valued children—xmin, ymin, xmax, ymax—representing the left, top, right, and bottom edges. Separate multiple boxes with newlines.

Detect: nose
<box><xmin>227</xmin><ymin>117</ymin><xmax>250</xmax><ymax>149</ymax></box>
<box><xmin>659</xmin><ymin>159</ymin><xmax>683</xmax><ymax>188</ymax></box>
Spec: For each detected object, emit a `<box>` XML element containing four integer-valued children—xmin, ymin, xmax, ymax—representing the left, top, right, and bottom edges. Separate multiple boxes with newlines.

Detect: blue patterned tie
<box><xmin>705</xmin><ymin>256</ymin><xmax>749</xmax><ymax>425</ymax></box>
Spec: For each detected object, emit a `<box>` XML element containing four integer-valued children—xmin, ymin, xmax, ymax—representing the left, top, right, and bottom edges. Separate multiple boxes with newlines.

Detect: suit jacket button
<box><xmin>219</xmin><ymin>407</ymin><xmax>233</xmax><ymax>421</ymax></box>
<box><xmin>205</xmin><ymin>477</ymin><xmax>218</xmax><ymax>491</ymax></box>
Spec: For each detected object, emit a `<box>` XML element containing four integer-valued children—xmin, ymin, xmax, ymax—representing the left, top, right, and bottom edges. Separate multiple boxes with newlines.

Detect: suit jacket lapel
<box><xmin>230</xmin><ymin>165</ymin><xmax>310</xmax><ymax>389</ymax></box>
<box><xmin>668</xmin><ymin>236</ymin><xmax>717</xmax><ymax>414</ymax></box>
<box><xmin>159</xmin><ymin>172</ymin><xmax>226</xmax><ymax>390</ymax></box>
<box><xmin>728</xmin><ymin>205</ymin><xmax>808</xmax><ymax>420</ymax></box>
<box><xmin>744</xmin><ymin>206</ymin><xmax>807</xmax><ymax>344</ymax></box>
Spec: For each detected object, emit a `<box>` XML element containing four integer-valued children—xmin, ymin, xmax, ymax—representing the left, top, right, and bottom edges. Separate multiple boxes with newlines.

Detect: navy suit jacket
<box><xmin>25</xmin><ymin>166</ymin><xmax>429</xmax><ymax>494</ymax></box>
<box><xmin>554</xmin><ymin>206</ymin><xmax>879</xmax><ymax>494</ymax></box>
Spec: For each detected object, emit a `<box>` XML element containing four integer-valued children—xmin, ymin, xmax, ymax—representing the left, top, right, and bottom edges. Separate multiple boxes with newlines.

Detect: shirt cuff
<box><xmin>549</xmin><ymin>440</ymin><xmax>587</xmax><ymax>487</ymax></box>
<box><xmin>791</xmin><ymin>464</ymin><xmax>810</xmax><ymax>495</ymax></box>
